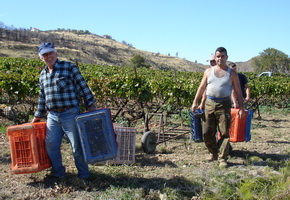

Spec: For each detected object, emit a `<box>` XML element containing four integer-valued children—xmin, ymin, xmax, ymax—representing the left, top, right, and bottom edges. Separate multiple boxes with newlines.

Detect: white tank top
<box><xmin>206</xmin><ymin>66</ymin><xmax>232</xmax><ymax>98</ymax></box>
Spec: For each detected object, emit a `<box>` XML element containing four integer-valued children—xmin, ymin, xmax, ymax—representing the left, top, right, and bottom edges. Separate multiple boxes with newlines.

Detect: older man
<box><xmin>32</xmin><ymin>42</ymin><xmax>96</xmax><ymax>179</ymax></box>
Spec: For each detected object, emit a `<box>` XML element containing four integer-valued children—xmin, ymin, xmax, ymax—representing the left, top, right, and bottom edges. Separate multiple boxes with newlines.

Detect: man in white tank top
<box><xmin>191</xmin><ymin>47</ymin><xmax>246</xmax><ymax>167</ymax></box>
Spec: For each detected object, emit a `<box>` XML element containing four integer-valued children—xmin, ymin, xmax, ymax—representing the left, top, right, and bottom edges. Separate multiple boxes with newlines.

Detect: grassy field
<box><xmin>0</xmin><ymin>107</ymin><xmax>289</xmax><ymax>200</ymax></box>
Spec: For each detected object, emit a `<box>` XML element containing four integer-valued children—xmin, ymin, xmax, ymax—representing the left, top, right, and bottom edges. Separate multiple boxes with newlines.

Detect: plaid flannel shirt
<box><xmin>34</xmin><ymin>59</ymin><xmax>96</xmax><ymax>118</ymax></box>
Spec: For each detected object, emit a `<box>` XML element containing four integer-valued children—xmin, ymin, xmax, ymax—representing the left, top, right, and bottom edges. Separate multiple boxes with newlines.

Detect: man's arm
<box><xmin>198</xmin><ymin>90</ymin><xmax>207</xmax><ymax>110</ymax></box>
<box><xmin>231</xmin><ymin>71</ymin><xmax>245</xmax><ymax>118</ymax></box>
<box><xmin>32</xmin><ymin>79</ymin><xmax>46</xmax><ymax>122</ymax></box>
<box><xmin>191</xmin><ymin>68</ymin><xmax>210</xmax><ymax>111</ymax></box>
<box><xmin>244</xmin><ymin>84</ymin><xmax>250</xmax><ymax>102</ymax></box>
<box><xmin>231</xmin><ymin>89</ymin><xmax>238</xmax><ymax>108</ymax></box>
<box><xmin>71</xmin><ymin>64</ymin><xmax>96</xmax><ymax>111</ymax></box>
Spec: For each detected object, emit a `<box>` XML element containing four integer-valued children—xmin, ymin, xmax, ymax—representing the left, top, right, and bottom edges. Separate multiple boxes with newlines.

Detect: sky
<box><xmin>1</xmin><ymin>0</ymin><xmax>289</xmax><ymax>64</ymax></box>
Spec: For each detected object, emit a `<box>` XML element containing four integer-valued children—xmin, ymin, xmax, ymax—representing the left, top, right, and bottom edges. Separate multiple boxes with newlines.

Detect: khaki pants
<box><xmin>202</xmin><ymin>98</ymin><xmax>231</xmax><ymax>159</ymax></box>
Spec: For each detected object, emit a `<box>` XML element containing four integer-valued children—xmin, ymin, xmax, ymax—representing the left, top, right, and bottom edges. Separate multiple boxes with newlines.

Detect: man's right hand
<box><xmin>191</xmin><ymin>103</ymin><xmax>197</xmax><ymax>112</ymax></box>
<box><xmin>233</xmin><ymin>102</ymin><xmax>238</xmax><ymax>108</ymax></box>
<box><xmin>32</xmin><ymin>117</ymin><xmax>41</xmax><ymax>123</ymax></box>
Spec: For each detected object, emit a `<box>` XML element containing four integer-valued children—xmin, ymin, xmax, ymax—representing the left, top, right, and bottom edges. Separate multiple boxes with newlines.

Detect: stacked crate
<box><xmin>6</xmin><ymin>122</ymin><xmax>51</xmax><ymax>174</ymax></box>
<box><xmin>112</xmin><ymin>126</ymin><xmax>136</xmax><ymax>164</ymax></box>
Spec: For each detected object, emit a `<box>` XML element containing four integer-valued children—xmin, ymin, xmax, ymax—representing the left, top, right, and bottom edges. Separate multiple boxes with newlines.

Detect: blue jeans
<box><xmin>46</xmin><ymin>106</ymin><xmax>89</xmax><ymax>178</ymax></box>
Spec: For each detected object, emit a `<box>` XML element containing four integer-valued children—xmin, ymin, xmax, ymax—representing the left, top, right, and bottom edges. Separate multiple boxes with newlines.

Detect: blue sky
<box><xmin>1</xmin><ymin>0</ymin><xmax>289</xmax><ymax>64</ymax></box>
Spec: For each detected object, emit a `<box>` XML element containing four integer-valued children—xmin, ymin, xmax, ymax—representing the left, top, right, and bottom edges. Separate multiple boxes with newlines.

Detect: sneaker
<box><xmin>207</xmin><ymin>153</ymin><xmax>218</xmax><ymax>161</ymax></box>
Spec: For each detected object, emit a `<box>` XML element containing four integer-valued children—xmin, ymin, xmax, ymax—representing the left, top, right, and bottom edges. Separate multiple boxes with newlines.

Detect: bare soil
<box><xmin>0</xmin><ymin>110</ymin><xmax>289</xmax><ymax>199</ymax></box>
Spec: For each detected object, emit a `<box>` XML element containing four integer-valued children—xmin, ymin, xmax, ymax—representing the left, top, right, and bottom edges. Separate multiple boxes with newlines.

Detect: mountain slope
<box><xmin>0</xmin><ymin>28</ymin><xmax>253</xmax><ymax>72</ymax></box>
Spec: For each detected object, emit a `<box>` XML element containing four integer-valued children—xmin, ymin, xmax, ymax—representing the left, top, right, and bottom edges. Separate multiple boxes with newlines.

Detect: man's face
<box><xmin>215</xmin><ymin>51</ymin><xmax>228</xmax><ymax>66</ymax></box>
<box><xmin>41</xmin><ymin>51</ymin><xmax>57</xmax><ymax>67</ymax></box>
<box><xmin>210</xmin><ymin>60</ymin><xmax>216</xmax><ymax>67</ymax></box>
<box><xmin>230</xmin><ymin>65</ymin><xmax>237</xmax><ymax>72</ymax></box>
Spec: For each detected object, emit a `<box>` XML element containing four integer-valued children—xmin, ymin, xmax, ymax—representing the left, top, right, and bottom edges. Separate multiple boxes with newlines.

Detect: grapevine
<box><xmin>0</xmin><ymin>58</ymin><xmax>289</xmax><ymax>124</ymax></box>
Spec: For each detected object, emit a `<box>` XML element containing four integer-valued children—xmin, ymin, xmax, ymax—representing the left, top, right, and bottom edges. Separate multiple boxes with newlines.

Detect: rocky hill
<box><xmin>0</xmin><ymin>28</ymin><xmax>254</xmax><ymax>72</ymax></box>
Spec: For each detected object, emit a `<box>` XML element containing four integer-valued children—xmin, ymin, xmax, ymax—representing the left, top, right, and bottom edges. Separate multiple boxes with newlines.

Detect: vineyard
<box><xmin>0</xmin><ymin>57</ymin><xmax>289</xmax><ymax>125</ymax></box>
<box><xmin>0</xmin><ymin>57</ymin><xmax>290</xmax><ymax>199</ymax></box>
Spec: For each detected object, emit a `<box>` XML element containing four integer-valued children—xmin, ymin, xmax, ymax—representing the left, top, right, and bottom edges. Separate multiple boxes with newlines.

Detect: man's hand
<box><xmin>244</xmin><ymin>97</ymin><xmax>250</xmax><ymax>103</ymax></box>
<box><xmin>197</xmin><ymin>103</ymin><xmax>204</xmax><ymax>110</ymax></box>
<box><xmin>191</xmin><ymin>102</ymin><xmax>198</xmax><ymax>112</ymax></box>
<box><xmin>87</xmin><ymin>103</ymin><xmax>97</xmax><ymax>112</ymax></box>
<box><xmin>32</xmin><ymin>117</ymin><xmax>41</xmax><ymax>123</ymax></box>
<box><xmin>197</xmin><ymin>99</ymin><xmax>205</xmax><ymax>110</ymax></box>
<box><xmin>238</xmin><ymin>109</ymin><xmax>246</xmax><ymax>119</ymax></box>
<box><xmin>233</xmin><ymin>101</ymin><xmax>238</xmax><ymax>108</ymax></box>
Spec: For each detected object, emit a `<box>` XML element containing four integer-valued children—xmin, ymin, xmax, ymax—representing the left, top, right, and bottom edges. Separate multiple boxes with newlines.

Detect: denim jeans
<box><xmin>46</xmin><ymin>106</ymin><xmax>89</xmax><ymax>178</ymax></box>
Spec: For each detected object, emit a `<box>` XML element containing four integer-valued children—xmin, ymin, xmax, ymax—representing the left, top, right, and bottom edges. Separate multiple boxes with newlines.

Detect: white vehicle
<box><xmin>258</xmin><ymin>71</ymin><xmax>273</xmax><ymax>77</ymax></box>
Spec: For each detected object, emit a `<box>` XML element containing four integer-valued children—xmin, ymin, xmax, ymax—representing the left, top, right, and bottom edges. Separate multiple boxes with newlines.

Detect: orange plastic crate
<box><xmin>6</xmin><ymin>122</ymin><xmax>51</xmax><ymax>174</ymax></box>
<box><xmin>218</xmin><ymin>109</ymin><xmax>248</xmax><ymax>142</ymax></box>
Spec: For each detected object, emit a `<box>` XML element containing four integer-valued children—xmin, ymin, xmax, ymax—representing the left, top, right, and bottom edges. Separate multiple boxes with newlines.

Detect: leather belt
<box><xmin>207</xmin><ymin>96</ymin><xmax>231</xmax><ymax>102</ymax></box>
<box><xmin>50</xmin><ymin>106</ymin><xmax>73</xmax><ymax>112</ymax></box>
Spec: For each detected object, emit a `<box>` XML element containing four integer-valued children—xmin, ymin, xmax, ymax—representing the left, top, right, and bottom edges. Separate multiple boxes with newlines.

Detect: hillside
<box><xmin>0</xmin><ymin>28</ymin><xmax>254</xmax><ymax>72</ymax></box>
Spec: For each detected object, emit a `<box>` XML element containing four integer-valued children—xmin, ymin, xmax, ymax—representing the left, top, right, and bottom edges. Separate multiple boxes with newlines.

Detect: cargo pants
<box><xmin>202</xmin><ymin>97</ymin><xmax>231</xmax><ymax>160</ymax></box>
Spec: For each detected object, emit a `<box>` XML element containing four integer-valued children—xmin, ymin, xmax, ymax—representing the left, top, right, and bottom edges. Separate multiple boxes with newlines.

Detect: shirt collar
<box><xmin>44</xmin><ymin>59</ymin><xmax>60</xmax><ymax>73</ymax></box>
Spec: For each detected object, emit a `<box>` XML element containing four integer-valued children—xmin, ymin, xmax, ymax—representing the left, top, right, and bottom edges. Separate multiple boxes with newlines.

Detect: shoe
<box><xmin>45</xmin><ymin>174</ymin><xmax>66</xmax><ymax>179</ymax></box>
<box><xmin>219</xmin><ymin>160</ymin><xmax>228</xmax><ymax>167</ymax></box>
<box><xmin>207</xmin><ymin>153</ymin><xmax>218</xmax><ymax>161</ymax></box>
<box><xmin>79</xmin><ymin>177</ymin><xmax>91</xmax><ymax>185</ymax></box>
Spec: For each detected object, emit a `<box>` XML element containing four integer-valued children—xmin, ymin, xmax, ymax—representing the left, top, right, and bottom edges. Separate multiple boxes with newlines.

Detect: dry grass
<box><xmin>0</xmin><ymin>108</ymin><xmax>289</xmax><ymax>199</ymax></box>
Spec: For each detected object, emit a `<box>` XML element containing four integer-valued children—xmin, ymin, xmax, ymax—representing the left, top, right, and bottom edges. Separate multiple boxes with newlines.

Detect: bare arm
<box><xmin>244</xmin><ymin>84</ymin><xmax>250</xmax><ymax>102</ymax></box>
<box><xmin>191</xmin><ymin>68</ymin><xmax>211</xmax><ymax>111</ymax></box>
<box><xmin>198</xmin><ymin>90</ymin><xmax>207</xmax><ymax>110</ymax></box>
<box><xmin>231</xmin><ymin>71</ymin><xmax>245</xmax><ymax>118</ymax></box>
<box><xmin>231</xmin><ymin>89</ymin><xmax>238</xmax><ymax>108</ymax></box>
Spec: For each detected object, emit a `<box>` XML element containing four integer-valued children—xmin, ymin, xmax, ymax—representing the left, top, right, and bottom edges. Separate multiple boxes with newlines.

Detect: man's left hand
<box><xmin>238</xmin><ymin>109</ymin><xmax>246</xmax><ymax>119</ymax></box>
<box><xmin>87</xmin><ymin>103</ymin><xmax>97</xmax><ymax>112</ymax></box>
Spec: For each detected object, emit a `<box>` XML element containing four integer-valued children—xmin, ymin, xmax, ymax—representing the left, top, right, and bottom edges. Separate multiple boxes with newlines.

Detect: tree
<box><xmin>253</xmin><ymin>48</ymin><xmax>289</xmax><ymax>74</ymax></box>
<box><xmin>130</xmin><ymin>54</ymin><xmax>150</xmax><ymax>68</ymax></box>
